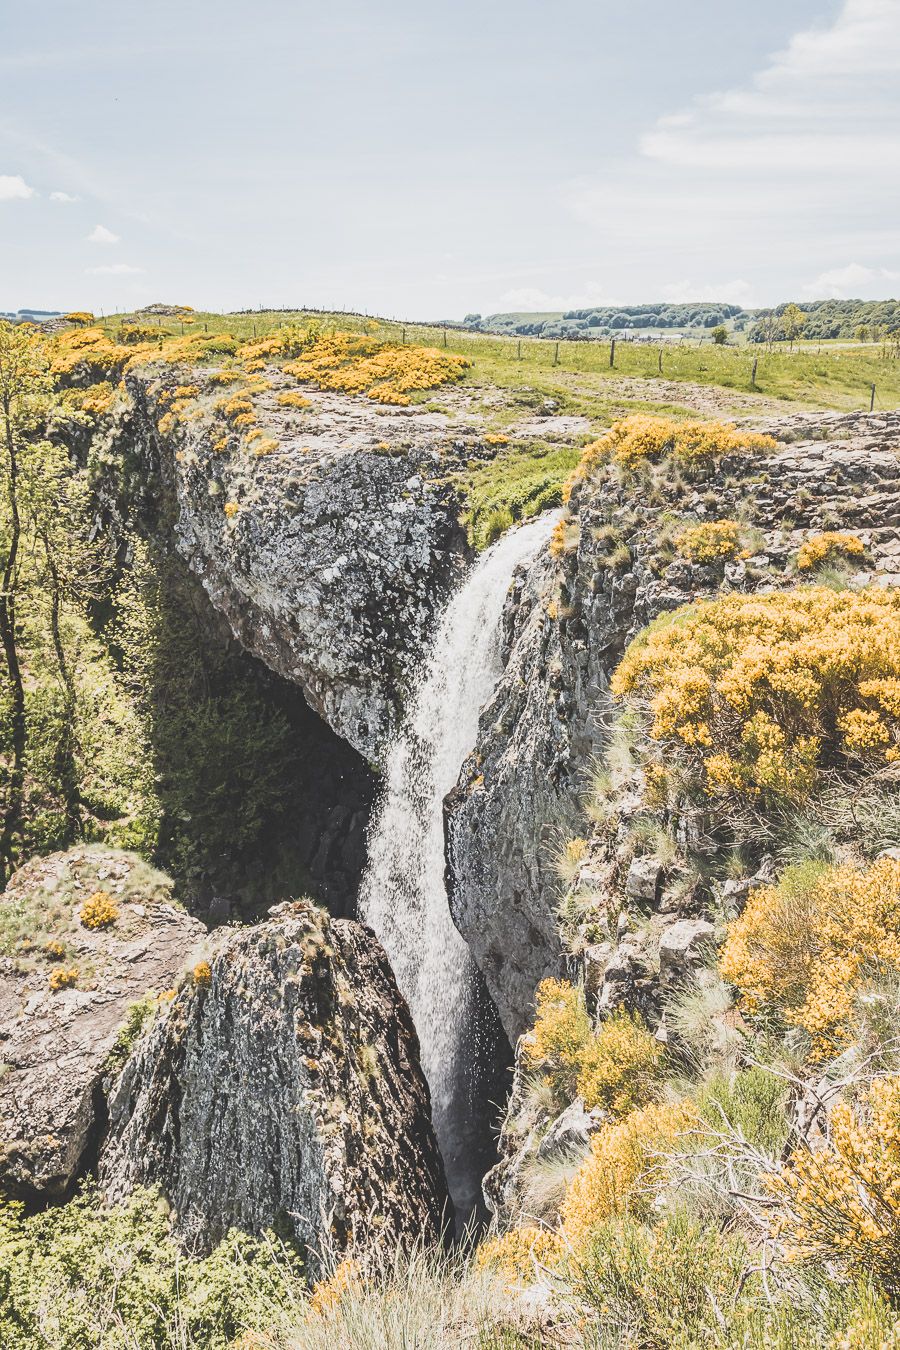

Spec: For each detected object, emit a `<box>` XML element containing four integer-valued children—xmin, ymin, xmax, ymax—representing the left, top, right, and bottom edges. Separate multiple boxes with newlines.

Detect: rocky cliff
<box><xmin>447</xmin><ymin>410</ymin><xmax>900</xmax><ymax>1040</ymax></box>
<box><xmin>0</xmin><ymin>847</ymin><xmax>209</xmax><ymax>1201</ymax></box>
<box><xmin>126</xmin><ymin>371</ymin><xmax>478</xmax><ymax>763</ymax></box>
<box><xmin>99</xmin><ymin>900</ymin><xmax>448</xmax><ymax>1265</ymax></box>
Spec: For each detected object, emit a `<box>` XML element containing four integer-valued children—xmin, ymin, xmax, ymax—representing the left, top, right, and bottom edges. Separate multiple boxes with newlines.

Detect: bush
<box><xmin>522</xmin><ymin>980</ymin><xmax>662</xmax><ymax>1114</ymax></box>
<box><xmin>560</xmin><ymin>1100</ymin><xmax>697</xmax><ymax>1244</ymax></box>
<box><xmin>284</xmin><ymin>333</ymin><xmax>470</xmax><ymax>405</ymax></box>
<box><xmin>797</xmin><ymin>531</ymin><xmax>865</xmax><ymax>573</ymax></box>
<box><xmin>567</xmin><ymin>1211</ymin><xmax>900</xmax><ymax>1348</ymax></box>
<box><xmin>720</xmin><ymin>857</ymin><xmax>900</xmax><ymax>1059</ymax></box>
<box><xmin>769</xmin><ymin>1076</ymin><xmax>900</xmax><ymax>1296</ymax></box>
<box><xmin>569</xmin><ymin>1211</ymin><xmax>749</xmax><ymax>1345</ymax></box>
<box><xmin>0</xmin><ymin>1185</ymin><xmax>303</xmax><ymax>1349</ymax></box>
<box><xmin>565</xmin><ymin>415</ymin><xmax>775</xmax><ymax>494</ymax></box>
<box><xmin>79</xmin><ymin>889</ymin><xmax>119</xmax><ymax>929</ymax></box>
<box><xmin>576</xmin><ymin>1011</ymin><xmax>662</xmax><ymax>1115</ymax></box>
<box><xmin>474</xmin><ymin>1227</ymin><xmax>563</xmax><ymax>1284</ymax></box>
<box><xmin>698</xmin><ymin>1065</ymin><xmax>790</xmax><ymax>1154</ymax></box>
<box><xmin>675</xmin><ymin>519</ymin><xmax>743</xmax><ymax>564</ymax></box>
<box><xmin>611</xmin><ymin>588</ymin><xmax>900</xmax><ymax>803</ymax></box>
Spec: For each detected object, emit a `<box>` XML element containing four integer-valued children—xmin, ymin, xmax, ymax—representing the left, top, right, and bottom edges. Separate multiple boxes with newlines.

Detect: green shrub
<box><xmin>0</xmin><ymin>1186</ymin><xmax>303</xmax><ymax>1349</ymax></box>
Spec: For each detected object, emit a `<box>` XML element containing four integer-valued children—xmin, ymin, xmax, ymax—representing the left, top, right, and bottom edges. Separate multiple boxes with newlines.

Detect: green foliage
<box><xmin>455</xmin><ymin>440</ymin><xmax>580</xmax><ymax>549</ymax></box>
<box><xmin>698</xmin><ymin>1065</ymin><xmax>790</xmax><ymax>1154</ymax></box>
<box><xmin>104</xmin><ymin>992</ymin><xmax>163</xmax><ymax>1075</ymax></box>
<box><xmin>0</xmin><ymin>1186</ymin><xmax>303</xmax><ymax>1349</ymax></box>
<box><xmin>567</xmin><ymin>1211</ymin><xmax>899</xmax><ymax>1349</ymax></box>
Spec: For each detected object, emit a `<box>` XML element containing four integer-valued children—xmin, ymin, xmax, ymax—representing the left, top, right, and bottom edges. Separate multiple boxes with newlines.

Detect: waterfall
<box><xmin>359</xmin><ymin>513</ymin><xmax>554</xmax><ymax>1220</ymax></box>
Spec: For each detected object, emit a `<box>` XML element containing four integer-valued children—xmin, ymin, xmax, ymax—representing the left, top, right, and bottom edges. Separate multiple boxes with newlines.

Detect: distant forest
<box><xmin>464</xmin><ymin>297</ymin><xmax>900</xmax><ymax>342</ymax></box>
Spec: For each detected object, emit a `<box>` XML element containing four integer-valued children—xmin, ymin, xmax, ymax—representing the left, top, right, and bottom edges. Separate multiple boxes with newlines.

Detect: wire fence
<box><xmin>100</xmin><ymin>307</ymin><xmax>900</xmax><ymax>411</ymax></box>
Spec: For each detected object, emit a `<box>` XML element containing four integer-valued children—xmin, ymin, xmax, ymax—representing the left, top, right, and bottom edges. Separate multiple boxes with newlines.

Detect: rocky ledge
<box><xmin>99</xmin><ymin>900</ymin><xmax>448</xmax><ymax>1265</ymax></box>
<box><xmin>0</xmin><ymin>847</ymin><xmax>209</xmax><ymax>1201</ymax></box>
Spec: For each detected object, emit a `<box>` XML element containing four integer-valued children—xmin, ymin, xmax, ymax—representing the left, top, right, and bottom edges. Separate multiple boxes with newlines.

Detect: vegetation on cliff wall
<box><xmin>463</xmin><ymin>402</ymin><xmax>900</xmax><ymax>1344</ymax></box>
<box><xmin>0</xmin><ymin>319</ymin><xmax>371</xmax><ymax>909</ymax></box>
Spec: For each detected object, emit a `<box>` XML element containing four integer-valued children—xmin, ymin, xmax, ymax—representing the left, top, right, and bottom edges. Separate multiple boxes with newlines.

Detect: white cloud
<box><xmin>50</xmin><ymin>190</ymin><xmax>78</xmax><ymax>203</ymax></box>
<box><xmin>493</xmin><ymin>282</ymin><xmax>622</xmax><ymax>312</ymax></box>
<box><xmin>639</xmin><ymin>0</ymin><xmax>900</xmax><ymax>177</ymax></box>
<box><xmin>86</xmin><ymin>223</ymin><xmax>119</xmax><ymax>244</ymax></box>
<box><xmin>0</xmin><ymin>174</ymin><xmax>35</xmax><ymax>201</ymax></box>
<box><xmin>804</xmin><ymin>263</ymin><xmax>900</xmax><ymax>298</ymax></box>
<box><xmin>660</xmin><ymin>279</ymin><xmax>756</xmax><ymax>307</ymax></box>
<box><xmin>562</xmin><ymin>1</ymin><xmax>900</xmax><ymax>306</ymax></box>
<box><xmin>85</xmin><ymin>263</ymin><xmax>143</xmax><ymax>275</ymax></box>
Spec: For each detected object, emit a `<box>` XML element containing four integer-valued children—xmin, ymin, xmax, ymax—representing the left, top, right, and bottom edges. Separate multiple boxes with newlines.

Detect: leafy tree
<box><xmin>0</xmin><ymin>324</ymin><xmax>53</xmax><ymax>869</ymax></box>
<box><xmin>781</xmin><ymin>303</ymin><xmax>806</xmax><ymax>350</ymax></box>
<box><xmin>711</xmin><ymin>325</ymin><xmax>728</xmax><ymax>345</ymax></box>
<box><xmin>0</xmin><ymin>323</ymin><xmax>111</xmax><ymax>872</ymax></box>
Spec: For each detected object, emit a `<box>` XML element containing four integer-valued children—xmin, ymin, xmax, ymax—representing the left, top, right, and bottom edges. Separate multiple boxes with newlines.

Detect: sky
<box><xmin>1</xmin><ymin>0</ymin><xmax>898</xmax><ymax>318</ymax></box>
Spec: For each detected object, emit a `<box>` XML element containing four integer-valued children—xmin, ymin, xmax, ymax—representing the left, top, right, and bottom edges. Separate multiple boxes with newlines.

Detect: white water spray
<box><xmin>360</xmin><ymin>514</ymin><xmax>554</xmax><ymax>1216</ymax></box>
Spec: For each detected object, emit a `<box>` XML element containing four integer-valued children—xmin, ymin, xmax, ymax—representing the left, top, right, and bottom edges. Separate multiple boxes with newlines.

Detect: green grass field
<box><xmin>97</xmin><ymin>307</ymin><xmax>900</xmax><ymax>414</ymax></box>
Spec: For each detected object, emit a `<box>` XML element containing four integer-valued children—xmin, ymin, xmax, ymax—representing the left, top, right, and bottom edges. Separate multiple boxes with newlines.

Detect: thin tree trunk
<box><xmin>0</xmin><ymin>402</ymin><xmax>25</xmax><ymax>874</ymax></box>
<box><xmin>45</xmin><ymin>546</ymin><xmax>82</xmax><ymax>842</ymax></box>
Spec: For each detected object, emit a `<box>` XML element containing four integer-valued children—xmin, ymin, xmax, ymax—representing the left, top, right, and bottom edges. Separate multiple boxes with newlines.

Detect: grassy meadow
<box><xmin>95</xmin><ymin>307</ymin><xmax>900</xmax><ymax>414</ymax></box>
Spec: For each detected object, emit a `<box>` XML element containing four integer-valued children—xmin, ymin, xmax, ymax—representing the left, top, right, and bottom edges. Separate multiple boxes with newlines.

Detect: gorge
<box><xmin>5</xmin><ymin>313</ymin><xmax>900</xmax><ymax>1345</ymax></box>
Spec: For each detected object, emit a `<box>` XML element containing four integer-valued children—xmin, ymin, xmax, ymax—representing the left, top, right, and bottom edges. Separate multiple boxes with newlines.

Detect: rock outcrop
<box><xmin>0</xmin><ymin>847</ymin><xmax>209</xmax><ymax>1201</ymax></box>
<box><xmin>447</xmin><ymin>410</ymin><xmax>900</xmax><ymax>1040</ymax></box>
<box><xmin>99</xmin><ymin>901</ymin><xmax>448</xmax><ymax>1265</ymax></box>
<box><xmin>127</xmin><ymin>372</ymin><xmax>477</xmax><ymax>762</ymax></box>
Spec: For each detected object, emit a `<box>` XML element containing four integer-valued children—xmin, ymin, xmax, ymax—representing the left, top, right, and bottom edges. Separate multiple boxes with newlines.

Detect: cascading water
<box><xmin>360</xmin><ymin>513</ymin><xmax>555</xmax><ymax>1222</ymax></box>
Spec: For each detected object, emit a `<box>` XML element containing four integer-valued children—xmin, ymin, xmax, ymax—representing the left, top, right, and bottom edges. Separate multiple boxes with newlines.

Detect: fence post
<box><xmin>870</xmin><ymin>383</ymin><xmax>876</xmax><ymax>412</ymax></box>
<box><xmin>443</xmin><ymin>328</ymin><xmax>447</xmax><ymax>347</ymax></box>
<box><xmin>657</xmin><ymin>349</ymin><xmax>662</xmax><ymax>375</ymax></box>
<box><xmin>517</xmin><ymin>340</ymin><xmax>521</xmax><ymax>361</ymax></box>
<box><xmin>553</xmin><ymin>341</ymin><xmax>559</xmax><ymax>366</ymax></box>
<box><xmin>609</xmin><ymin>339</ymin><xmax>616</xmax><ymax>368</ymax></box>
<box><xmin>751</xmin><ymin>357</ymin><xmax>758</xmax><ymax>388</ymax></box>
<box><xmin>402</xmin><ymin>328</ymin><xmax>406</xmax><ymax>344</ymax></box>
<box><xmin>253</xmin><ymin>323</ymin><xmax>257</xmax><ymax>337</ymax></box>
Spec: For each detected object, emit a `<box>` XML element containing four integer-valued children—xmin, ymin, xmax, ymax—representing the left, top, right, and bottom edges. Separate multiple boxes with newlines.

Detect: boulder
<box><xmin>0</xmin><ymin>847</ymin><xmax>208</xmax><ymax>1201</ymax></box>
<box><xmin>625</xmin><ymin>856</ymin><xmax>662</xmax><ymax>903</ymax></box>
<box><xmin>99</xmin><ymin>901</ymin><xmax>448</xmax><ymax>1266</ymax></box>
<box><xmin>658</xmin><ymin>919</ymin><xmax>715</xmax><ymax>984</ymax></box>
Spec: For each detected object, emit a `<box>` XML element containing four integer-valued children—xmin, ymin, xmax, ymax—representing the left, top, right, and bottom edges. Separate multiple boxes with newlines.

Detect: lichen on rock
<box><xmin>99</xmin><ymin>900</ymin><xmax>448</xmax><ymax>1266</ymax></box>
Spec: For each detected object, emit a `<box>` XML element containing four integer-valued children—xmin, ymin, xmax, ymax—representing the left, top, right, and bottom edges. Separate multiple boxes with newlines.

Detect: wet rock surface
<box><xmin>0</xmin><ymin>848</ymin><xmax>209</xmax><ymax>1201</ymax></box>
<box><xmin>99</xmin><ymin>901</ymin><xmax>448</xmax><ymax>1265</ymax></box>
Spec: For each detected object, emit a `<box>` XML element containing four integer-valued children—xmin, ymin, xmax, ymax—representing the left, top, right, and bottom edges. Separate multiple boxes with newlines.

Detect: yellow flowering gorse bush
<box><xmin>611</xmin><ymin>588</ymin><xmax>900</xmax><ymax>801</ymax></box>
<box><xmin>79</xmin><ymin>890</ymin><xmax>119</xmax><ymax>929</ymax></box>
<box><xmin>561</xmin><ymin>1100</ymin><xmax>697</xmax><ymax>1246</ymax></box>
<box><xmin>720</xmin><ymin>858</ymin><xmax>900</xmax><ymax>1059</ymax></box>
<box><xmin>675</xmin><ymin>519</ymin><xmax>744</xmax><ymax>564</ymax></box>
<box><xmin>48</xmin><ymin>966</ymin><xmax>79</xmax><ymax>992</ymax></box>
<box><xmin>769</xmin><ymin>1076</ymin><xmax>900</xmax><ymax>1293</ymax></box>
<box><xmin>284</xmin><ymin>332</ymin><xmax>469</xmax><ymax>405</ymax></box>
<box><xmin>565</xmin><ymin>415</ymin><xmax>776</xmax><ymax>495</ymax></box>
<box><xmin>475</xmin><ymin>1226</ymin><xmax>563</xmax><ymax>1283</ymax></box>
<box><xmin>523</xmin><ymin>979</ymin><xmax>662</xmax><ymax>1113</ymax></box>
<box><xmin>797</xmin><ymin>531</ymin><xmax>866</xmax><ymax>573</ymax></box>
<box><xmin>275</xmin><ymin>390</ymin><xmax>311</xmax><ymax>409</ymax></box>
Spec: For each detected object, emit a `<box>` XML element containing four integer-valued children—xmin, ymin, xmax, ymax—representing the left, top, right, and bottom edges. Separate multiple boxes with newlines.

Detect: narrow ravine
<box><xmin>360</xmin><ymin>514</ymin><xmax>555</xmax><ymax>1222</ymax></box>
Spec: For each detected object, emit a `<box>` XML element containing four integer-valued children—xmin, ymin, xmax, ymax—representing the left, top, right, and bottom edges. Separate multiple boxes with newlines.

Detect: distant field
<box><xmin>95</xmin><ymin>306</ymin><xmax>900</xmax><ymax>416</ymax></box>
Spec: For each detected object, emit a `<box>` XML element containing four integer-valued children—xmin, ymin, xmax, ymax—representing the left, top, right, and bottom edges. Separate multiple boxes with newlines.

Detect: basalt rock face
<box><xmin>447</xmin><ymin>410</ymin><xmax>900</xmax><ymax>1042</ymax></box>
<box><xmin>126</xmin><ymin>372</ymin><xmax>473</xmax><ymax>763</ymax></box>
<box><xmin>0</xmin><ymin>847</ymin><xmax>209</xmax><ymax>1202</ymax></box>
<box><xmin>99</xmin><ymin>901</ymin><xmax>448</xmax><ymax>1265</ymax></box>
